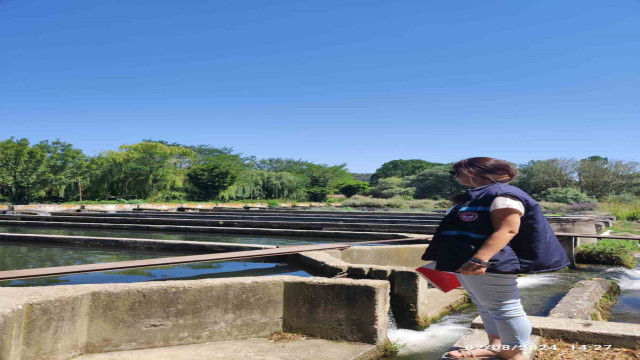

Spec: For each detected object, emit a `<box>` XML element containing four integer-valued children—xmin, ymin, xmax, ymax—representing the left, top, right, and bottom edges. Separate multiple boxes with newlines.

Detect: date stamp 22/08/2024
<box><xmin>464</xmin><ymin>344</ymin><xmax>613</xmax><ymax>351</ymax></box>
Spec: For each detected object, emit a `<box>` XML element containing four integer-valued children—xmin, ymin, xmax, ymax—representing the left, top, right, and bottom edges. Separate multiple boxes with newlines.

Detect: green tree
<box><xmin>369</xmin><ymin>177</ymin><xmax>416</xmax><ymax>199</ymax></box>
<box><xmin>218</xmin><ymin>170</ymin><xmax>307</xmax><ymax>201</ymax></box>
<box><xmin>88</xmin><ymin>142</ymin><xmax>194</xmax><ymax>199</ymax></box>
<box><xmin>513</xmin><ymin>158</ymin><xmax>577</xmax><ymax>198</ymax></box>
<box><xmin>0</xmin><ymin>138</ymin><xmax>48</xmax><ymax>204</ymax></box>
<box><xmin>577</xmin><ymin>156</ymin><xmax>640</xmax><ymax>199</ymax></box>
<box><xmin>254</xmin><ymin>158</ymin><xmax>310</xmax><ymax>173</ymax></box>
<box><xmin>186</xmin><ymin>161</ymin><xmax>239</xmax><ymax>200</ymax></box>
<box><xmin>540</xmin><ymin>187</ymin><xmax>596</xmax><ymax>204</ymax></box>
<box><xmin>409</xmin><ymin>165</ymin><xmax>467</xmax><ymax>199</ymax></box>
<box><xmin>338</xmin><ymin>181</ymin><xmax>369</xmax><ymax>198</ymax></box>
<box><xmin>370</xmin><ymin>159</ymin><xmax>441</xmax><ymax>185</ymax></box>
<box><xmin>34</xmin><ymin>139</ymin><xmax>89</xmax><ymax>201</ymax></box>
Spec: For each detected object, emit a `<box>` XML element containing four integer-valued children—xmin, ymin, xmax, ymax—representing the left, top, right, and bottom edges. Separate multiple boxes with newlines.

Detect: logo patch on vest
<box><xmin>459</xmin><ymin>212</ymin><xmax>479</xmax><ymax>222</ymax></box>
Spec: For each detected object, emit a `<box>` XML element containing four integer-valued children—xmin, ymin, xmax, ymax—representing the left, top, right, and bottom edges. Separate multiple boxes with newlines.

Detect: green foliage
<box><xmin>369</xmin><ymin>177</ymin><xmax>416</xmax><ymax>199</ymax></box>
<box><xmin>600</xmin><ymin>200</ymin><xmax>640</xmax><ymax>221</ymax></box>
<box><xmin>370</xmin><ymin>159</ymin><xmax>441</xmax><ymax>185</ymax></box>
<box><xmin>409</xmin><ymin>165</ymin><xmax>466</xmax><ymax>199</ymax></box>
<box><xmin>218</xmin><ymin>170</ymin><xmax>307</xmax><ymax>201</ymax></box>
<box><xmin>34</xmin><ymin>139</ymin><xmax>89</xmax><ymax>202</ymax></box>
<box><xmin>576</xmin><ymin>239</ymin><xmax>639</xmax><ymax>268</ymax></box>
<box><xmin>604</xmin><ymin>193</ymin><xmax>638</xmax><ymax>204</ymax></box>
<box><xmin>513</xmin><ymin>158</ymin><xmax>577</xmax><ymax>198</ymax></box>
<box><xmin>187</xmin><ymin>160</ymin><xmax>239</xmax><ymax>200</ymax></box>
<box><xmin>539</xmin><ymin>187</ymin><xmax>596</xmax><ymax>204</ymax></box>
<box><xmin>0</xmin><ymin>138</ymin><xmax>49</xmax><ymax>204</ymax></box>
<box><xmin>306</xmin><ymin>187</ymin><xmax>330</xmax><ymax>202</ymax></box>
<box><xmin>377</xmin><ymin>339</ymin><xmax>404</xmax><ymax>358</ymax></box>
<box><xmin>147</xmin><ymin>191</ymin><xmax>188</xmax><ymax>203</ymax></box>
<box><xmin>266</xmin><ymin>200</ymin><xmax>281</xmax><ymax>208</ymax></box>
<box><xmin>608</xmin><ymin>220</ymin><xmax>640</xmax><ymax>236</ymax></box>
<box><xmin>87</xmin><ymin>142</ymin><xmax>195</xmax><ymax>200</ymax></box>
<box><xmin>338</xmin><ymin>181</ymin><xmax>369</xmax><ymax>197</ymax></box>
<box><xmin>578</xmin><ymin>157</ymin><xmax>640</xmax><ymax>199</ymax></box>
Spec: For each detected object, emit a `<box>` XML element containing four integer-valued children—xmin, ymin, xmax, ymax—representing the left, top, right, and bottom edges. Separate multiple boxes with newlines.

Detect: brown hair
<box><xmin>452</xmin><ymin>157</ymin><xmax>518</xmax><ymax>183</ymax></box>
<box><xmin>450</xmin><ymin>157</ymin><xmax>518</xmax><ymax>203</ymax></box>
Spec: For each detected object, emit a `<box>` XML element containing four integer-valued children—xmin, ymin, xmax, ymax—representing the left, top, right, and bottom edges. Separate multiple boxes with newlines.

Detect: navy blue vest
<box><xmin>421</xmin><ymin>183</ymin><xmax>571</xmax><ymax>274</ymax></box>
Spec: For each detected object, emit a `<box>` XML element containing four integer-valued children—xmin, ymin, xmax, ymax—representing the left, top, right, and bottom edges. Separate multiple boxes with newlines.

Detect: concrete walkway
<box><xmin>424</xmin><ymin>288</ymin><xmax>468</xmax><ymax>320</ymax></box>
<box><xmin>72</xmin><ymin>338</ymin><xmax>378</xmax><ymax>360</ymax></box>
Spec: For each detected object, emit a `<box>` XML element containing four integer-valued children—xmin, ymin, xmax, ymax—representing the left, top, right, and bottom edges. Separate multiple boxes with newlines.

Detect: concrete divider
<box><xmin>289</xmin><ymin>245</ymin><xmax>467</xmax><ymax>330</ymax></box>
<box><xmin>0</xmin><ymin>276</ymin><xmax>389</xmax><ymax>360</ymax></box>
<box><xmin>548</xmin><ymin>278</ymin><xmax>620</xmax><ymax>320</ymax></box>
<box><xmin>0</xmin><ymin>219</ymin><xmax>400</xmax><ymax>240</ymax></box>
<box><xmin>0</xmin><ymin>214</ymin><xmax>438</xmax><ymax>234</ymax></box>
<box><xmin>547</xmin><ymin>217</ymin><xmax>597</xmax><ymax>245</ymax></box>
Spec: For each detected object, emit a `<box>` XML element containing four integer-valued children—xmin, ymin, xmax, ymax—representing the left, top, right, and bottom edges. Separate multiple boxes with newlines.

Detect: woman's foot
<box><xmin>444</xmin><ymin>348</ymin><xmax>499</xmax><ymax>359</ymax></box>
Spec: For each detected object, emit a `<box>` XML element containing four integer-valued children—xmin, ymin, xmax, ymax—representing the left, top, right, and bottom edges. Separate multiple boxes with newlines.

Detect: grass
<box><xmin>591</xmin><ymin>281</ymin><xmax>621</xmax><ymax>321</ymax></box>
<box><xmin>600</xmin><ymin>200</ymin><xmax>640</xmax><ymax>221</ymax></box>
<box><xmin>576</xmin><ymin>239</ymin><xmax>640</xmax><ymax>268</ymax></box>
<box><xmin>608</xmin><ymin>220</ymin><xmax>640</xmax><ymax>236</ymax></box>
<box><xmin>376</xmin><ymin>339</ymin><xmax>405</xmax><ymax>359</ymax></box>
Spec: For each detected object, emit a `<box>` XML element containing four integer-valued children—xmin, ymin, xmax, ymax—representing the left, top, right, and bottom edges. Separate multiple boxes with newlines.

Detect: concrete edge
<box><xmin>471</xmin><ymin>315</ymin><xmax>640</xmax><ymax>348</ymax></box>
<box><xmin>0</xmin><ymin>219</ymin><xmax>403</xmax><ymax>239</ymax></box>
<box><xmin>548</xmin><ymin>278</ymin><xmax>620</xmax><ymax>320</ymax></box>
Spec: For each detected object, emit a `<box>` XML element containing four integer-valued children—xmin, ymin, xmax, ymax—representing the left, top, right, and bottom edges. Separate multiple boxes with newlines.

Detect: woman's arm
<box><xmin>457</xmin><ymin>208</ymin><xmax>522</xmax><ymax>275</ymax></box>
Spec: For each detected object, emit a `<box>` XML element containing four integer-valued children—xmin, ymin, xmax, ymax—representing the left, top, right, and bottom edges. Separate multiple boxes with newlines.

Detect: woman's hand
<box><xmin>457</xmin><ymin>261</ymin><xmax>488</xmax><ymax>275</ymax></box>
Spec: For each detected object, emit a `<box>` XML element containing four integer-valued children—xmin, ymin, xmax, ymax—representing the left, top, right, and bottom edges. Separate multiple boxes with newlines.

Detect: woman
<box><xmin>421</xmin><ymin>157</ymin><xmax>570</xmax><ymax>360</ymax></box>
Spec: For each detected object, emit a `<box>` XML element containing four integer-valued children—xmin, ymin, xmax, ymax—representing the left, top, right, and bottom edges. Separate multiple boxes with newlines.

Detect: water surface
<box><xmin>0</xmin><ymin>225</ymin><xmax>343</xmax><ymax>245</ymax></box>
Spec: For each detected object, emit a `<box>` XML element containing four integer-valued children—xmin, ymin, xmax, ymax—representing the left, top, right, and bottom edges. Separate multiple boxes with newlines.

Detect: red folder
<box><xmin>415</xmin><ymin>265</ymin><xmax>461</xmax><ymax>293</ymax></box>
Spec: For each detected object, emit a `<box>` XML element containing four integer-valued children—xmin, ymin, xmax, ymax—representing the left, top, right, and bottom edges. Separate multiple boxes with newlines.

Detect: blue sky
<box><xmin>1</xmin><ymin>0</ymin><xmax>638</xmax><ymax>173</ymax></box>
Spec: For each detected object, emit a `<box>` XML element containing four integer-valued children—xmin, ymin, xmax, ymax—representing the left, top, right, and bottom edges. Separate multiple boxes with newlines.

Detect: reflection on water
<box><xmin>0</xmin><ymin>260</ymin><xmax>310</xmax><ymax>287</ymax></box>
<box><xmin>0</xmin><ymin>226</ymin><xmax>341</xmax><ymax>245</ymax></box>
<box><xmin>0</xmin><ymin>242</ymin><xmax>181</xmax><ymax>271</ymax></box>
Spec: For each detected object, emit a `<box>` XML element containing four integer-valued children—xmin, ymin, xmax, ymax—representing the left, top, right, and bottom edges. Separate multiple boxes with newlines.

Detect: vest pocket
<box><xmin>453</xmin><ymin>239</ymin><xmax>481</xmax><ymax>258</ymax></box>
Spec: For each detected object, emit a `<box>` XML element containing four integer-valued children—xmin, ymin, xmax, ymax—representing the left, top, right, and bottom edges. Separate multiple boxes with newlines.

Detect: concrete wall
<box><xmin>289</xmin><ymin>245</ymin><xmax>457</xmax><ymax>329</ymax></box>
<box><xmin>4</xmin><ymin>203</ymin><xmax>329</xmax><ymax>213</ymax></box>
<box><xmin>548</xmin><ymin>278</ymin><xmax>620</xmax><ymax>320</ymax></box>
<box><xmin>337</xmin><ymin>245</ymin><xmax>429</xmax><ymax>269</ymax></box>
<box><xmin>0</xmin><ymin>276</ymin><xmax>389</xmax><ymax>360</ymax></box>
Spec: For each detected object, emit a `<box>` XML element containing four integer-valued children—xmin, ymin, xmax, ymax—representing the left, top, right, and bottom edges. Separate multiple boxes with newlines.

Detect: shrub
<box><xmin>306</xmin><ymin>187</ymin><xmax>330</xmax><ymax>202</ymax></box>
<box><xmin>576</xmin><ymin>239</ymin><xmax>639</xmax><ymax>268</ymax></box>
<box><xmin>568</xmin><ymin>202</ymin><xmax>598</xmax><ymax>212</ymax></box>
<box><xmin>604</xmin><ymin>193</ymin><xmax>638</xmax><ymax>204</ymax></box>
<box><xmin>147</xmin><ymin>191</ymin><xmax>187</xmax><ymax>203</ymax></box>
<box><xmin>540</xmin><ymin>187</ymin><xmax>596</xmax><ymax>204</ymax></box>
<box><xmin>539</xmin><ymin>201</ymin><xmax>570</xmax><ymax>213</ymax></box>
<box><xmin>338</xmin><ymin>181</ymin><xmax>369</xmax><ymax>198</ymax></box>
<box><xmin>267</xmin><ymin>200</ymin><xmax>281</xmax><ymax>208</ymax></box>
<box><xmin>600</xmin><ymin>200</ymin><xmax>640</xmax><ymax>221</ymax></box>
<box><xmin>369</xmin><ymin>177</ymin><xmax>415</xmax><ymax>199</ymax></box>
<box><xmin>434</xmin><ymin>199</ymin><xmax>452</xmax><ymax>209</ymax></box>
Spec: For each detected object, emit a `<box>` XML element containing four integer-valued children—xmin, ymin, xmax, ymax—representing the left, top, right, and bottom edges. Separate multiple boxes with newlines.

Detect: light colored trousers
<box><xmin>457</xmin><ymin>273</ymin><xmax>532</xmax><ymax>347</ymax></box>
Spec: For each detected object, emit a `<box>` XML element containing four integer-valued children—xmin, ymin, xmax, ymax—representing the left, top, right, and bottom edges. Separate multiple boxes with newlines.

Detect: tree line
<box><xmin>0</xmin><ymin>138</ymin><xmax>365</xmax><ymax>204</ymax></box>
<box><xmin>367</xmin><ymin>158</ymin><xmax>640</xmax><ymax>204</ymax></box>
<box><xmin>1</xmin><ymin>137</ymin><xmax>638</xmax><ymax>205</ymax></box>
